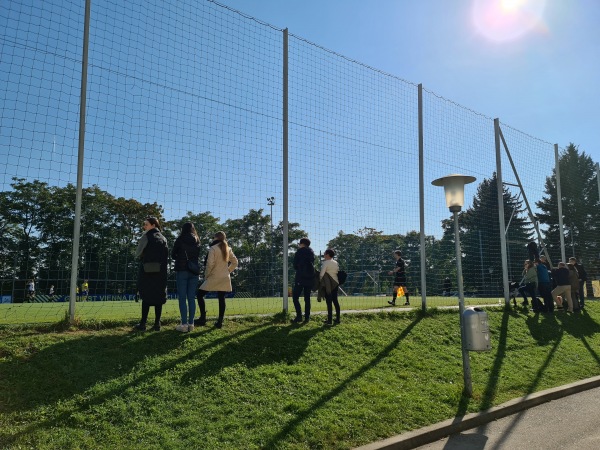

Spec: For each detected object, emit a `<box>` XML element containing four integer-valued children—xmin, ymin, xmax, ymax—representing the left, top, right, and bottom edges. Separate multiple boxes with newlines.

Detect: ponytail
<box><xmin>214</xmin><ymin>231</ymin><xmax>229</xmax><ymax>260</ymax></box>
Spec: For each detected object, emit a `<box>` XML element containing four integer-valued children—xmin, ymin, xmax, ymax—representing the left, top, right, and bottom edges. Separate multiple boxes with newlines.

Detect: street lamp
<box><xmin>432</xmin><ymin>173</ymin><xmax>476</xmax><ymax>397</ymax></box>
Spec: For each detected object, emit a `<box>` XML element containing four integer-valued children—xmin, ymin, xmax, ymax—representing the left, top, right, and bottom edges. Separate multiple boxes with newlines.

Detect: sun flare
<box><xmin>472</xmin><ymin>0</ymin><xmax>547</xmax><ymax>42</ymax></box>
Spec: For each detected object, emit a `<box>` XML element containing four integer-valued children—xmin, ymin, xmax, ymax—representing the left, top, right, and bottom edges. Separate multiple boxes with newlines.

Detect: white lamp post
<box><xmin>432</xmin><ymin>174</ymin><xmax>476</xmax><ymax>397</ymax></box>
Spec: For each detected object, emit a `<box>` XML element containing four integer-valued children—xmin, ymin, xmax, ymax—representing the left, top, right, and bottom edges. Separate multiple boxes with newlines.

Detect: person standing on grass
<box><xmin>320</xmin><ymin>249</ymin><xmax>340</xmax><ymax>325</ymax></box>
<box><xmin>388</xmin><ymin>250</ymin><xmax>410</xmax><ymax>306</ymax></box>
<box><xmin>195</xmin><ymin>231</ymin><xmax>238</xmax><ymax>329</ymax></box>
<box><xmin>567</xmin><ymin>262</ymin><xmax>580</xmax><ymax>312</ymax></box>
<box><xmin>569</xmin><ymin>257</ymin><xmax>587</xmax><ymax>309</ymax></box>
<box><xmin>81</xmin><ymin>279</ymin><xmax>89</xmax><ymax>296</ymax></box>
<box><xmin>535</xmin><ymin>260</ymin><xmax>553</xmax><ymax>313</ymax></box>
<box><xmin>134</xmin><ymin>217</ymin><xmax>168</xmax><ymax>332</ymax></box>
<box><xmin>291</xmin><ymin>238</ymin><xmax>316</xmax><ymax>323</ymax></box>
<box><xmin>551</xmin><ymin>262</ymin><xmax>575</xmax><ymax>313</ymax></box>
<box><xmin>539</xmin><ymin>255</ymin><xmax>551</xmax><ymax>271</ymax></box>
<box><xmin>172</xmin><ymin>222</ymin><xmax>201</xmax><ymax>332</ymax></box>
<box><xmin>26</xmin><ymin>279</ymin><xmax>35</xmax><ymax>301</ymax></box>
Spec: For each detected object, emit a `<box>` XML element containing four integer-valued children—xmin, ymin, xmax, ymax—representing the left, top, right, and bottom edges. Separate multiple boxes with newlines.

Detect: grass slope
<box><xmin>0</xmin><ymin>295</ymin><xmax>502</xmax><ymax>325</ymax></box>
<box><xmin>1</xmin><ymin>303</ymin><xmax>599</xmax><ymax>449</ymax></box>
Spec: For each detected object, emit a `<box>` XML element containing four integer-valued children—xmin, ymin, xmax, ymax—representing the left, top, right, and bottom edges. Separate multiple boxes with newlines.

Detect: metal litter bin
<box><xmin>463</xmin><ymin>307</ymin><xmax>491</xmax><ymax>351</ymax></box>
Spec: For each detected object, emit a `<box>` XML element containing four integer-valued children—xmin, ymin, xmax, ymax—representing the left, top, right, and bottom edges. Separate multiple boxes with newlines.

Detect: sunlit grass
<box><xmin>1</xmin><ymin>302</ymin><xmax>599</xmax><ymax>449</ymax></box>
<box><xmin>0</xmin><ymin>295</ymin><xmax>502</xmax><ymax>325</ymax></box>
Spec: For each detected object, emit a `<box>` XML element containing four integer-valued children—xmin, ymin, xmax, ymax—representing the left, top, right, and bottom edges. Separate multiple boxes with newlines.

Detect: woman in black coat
<box><xmin>134</xmin><ymin>216</ymin><xmax>169</xmax><ymax>331</ymax></box>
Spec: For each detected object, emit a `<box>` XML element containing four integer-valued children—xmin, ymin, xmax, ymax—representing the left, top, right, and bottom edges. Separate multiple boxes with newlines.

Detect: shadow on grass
<box><xmin>0</xmin><ymin>321</ymin><xmax>270</xmax><ymax>414</ymax></box>
<box><xmin>0</xmin><ymin>321</ymin><xmax>275</xmax><ymax>447</ymax></box>
<box><xmin>181</xmin><ymin>323</ymin><xmax>323</xmax><ymax>383</ymax></box>
<box><xmin>262</xmin><ymin>314</ymin><xmax>424</xmax><ymax>449</ymax></box>
<box><xmin>478</xmin><ymin>309</ymin><xmax>514</xmax><ymax>411</ymax></box>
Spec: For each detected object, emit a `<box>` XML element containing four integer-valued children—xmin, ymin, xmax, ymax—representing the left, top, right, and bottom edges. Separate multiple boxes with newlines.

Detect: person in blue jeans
<box><xmin>171</xmin><ymin>222</ymin><xmax>201</xmax><ymax>332</ymax></box>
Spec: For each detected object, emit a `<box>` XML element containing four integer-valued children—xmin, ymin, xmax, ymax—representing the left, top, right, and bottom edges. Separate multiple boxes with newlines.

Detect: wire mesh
<box><xmin>1</xmin><ymin>0</ymin><xmax>597</xmax><ymax>324</ymax></box>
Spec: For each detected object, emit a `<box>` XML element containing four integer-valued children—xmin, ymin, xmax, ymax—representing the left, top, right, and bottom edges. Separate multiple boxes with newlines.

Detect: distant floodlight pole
<box><xmin>432</xmin><ymin>174</ymin><xmax>476</xmax><ymax>397</ymax></box>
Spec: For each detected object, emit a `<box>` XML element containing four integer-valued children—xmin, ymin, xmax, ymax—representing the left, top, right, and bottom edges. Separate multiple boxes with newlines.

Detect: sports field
<box><xmin>0</xmin><ymin>295</ymin><xmax>503</xmax><ymax>325</ymax></box>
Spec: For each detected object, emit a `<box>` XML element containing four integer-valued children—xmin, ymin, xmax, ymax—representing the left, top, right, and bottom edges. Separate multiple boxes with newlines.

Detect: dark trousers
<box><xmin>141</xmin><ymin>302</ymin><xmax>163</xmax><ymax>325</ymax></box>
<box><xmin>538</xmin><ymin>282</ymin><xmax>553</xmax><ymax>312</ymax></box>
<box><xmin>292</xmin><ymin>283</ymin><xmax>311</xmax><ymax>319</ymax></box>
<box><xmin>518</xmin><ymin>283</ymin><xmax>538</xmax><ymax>307</ymax></box>
<box><xmin>578</xmin><ymin>281</ymin><xmax>586</xmax><ymax>307</ymax></box>
<box><xmin>325</xmin><ymin>286</ymin><xmax>340</xmax><ymax>322</ymax></box>
<box><xmin>197</xmin><ymin>290</ymin><xmax>226</xmax><ymax>322</ymax></box>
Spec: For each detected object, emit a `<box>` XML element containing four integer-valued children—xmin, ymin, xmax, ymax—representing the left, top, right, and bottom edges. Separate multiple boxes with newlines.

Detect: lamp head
<box><xmin>432</xmin><ymin>174</ymin><xmax>476</xmax><ymax>211</ymax></box>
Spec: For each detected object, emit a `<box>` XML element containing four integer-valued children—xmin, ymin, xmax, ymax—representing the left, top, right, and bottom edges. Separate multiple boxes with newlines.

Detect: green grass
<box><xmin>1</xmin><ymin>303</ymin><xmax>599</xmax><ymax>449</ymax></box>
<box><xmin>0</xmin><ymin>295</ymin><xmax>503</xmax><ymax>325</ymax></box>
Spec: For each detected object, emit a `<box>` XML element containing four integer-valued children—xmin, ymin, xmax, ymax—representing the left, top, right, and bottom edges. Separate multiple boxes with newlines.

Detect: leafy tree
<box><xmin>458</xmin><ymin>173</ymin><xmax>532</xmax><ymax>296</ymax></box>
<box><xmin>166</xmin><ymin>211</ymin><xmax>221</xmax><ymax>245</ymax></box>
<box><xmin>221</xmin><ymin>209</ymin><xmax>307</xmax><ymax>296</ymax></box>
<box><xmin>536</xmin><ymin>144</ymin><xmax>600</xmax><ymax>287</ymax></box>
<box><xmin>327</xmin><ymin>227</ymin><xmax>406</xmax><ymax>295</ymax></box>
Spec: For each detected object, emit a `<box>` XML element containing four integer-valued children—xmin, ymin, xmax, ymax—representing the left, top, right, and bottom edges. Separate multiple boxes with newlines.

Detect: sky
<box><xmin>1</xmin><ymin>0</ymin><xmax>598</xmax><ymax>258</ymax></box>
<box><xmin>213</xmin><ymin>0</ymin><xmax>599</xmax><ymax>162</ymax></box>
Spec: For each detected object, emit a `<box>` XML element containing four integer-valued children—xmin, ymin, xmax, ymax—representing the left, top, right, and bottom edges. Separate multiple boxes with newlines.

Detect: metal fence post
<box><xmin>70</xmin><ymin>0</ymin><xmax>91</xmax><ymax>323</ymax></box>
<box><xmin>494</xmin><ymin>119</ymin><xmax>510</xmax><ymax>305</ymax></box>
<box><xmin>282</xmin><ymin>28</ymin><xmax>289</xmax><ymax>313</ymax></box>
<box><xmin>555</xmin><ymin>144</ymin><xmax>566</xmax><ymax>263</ymax></box>
<box><xmin>418</xmin><ymin>84</ymin><xmax>426</xmax><ymax>310</ymax></box>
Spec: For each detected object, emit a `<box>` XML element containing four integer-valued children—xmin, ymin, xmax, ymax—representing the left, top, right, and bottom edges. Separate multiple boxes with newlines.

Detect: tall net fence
<box><xmin>1</xmin><ymin>0</ymin><xmax>598</xmax><ymax>324</ymax></box>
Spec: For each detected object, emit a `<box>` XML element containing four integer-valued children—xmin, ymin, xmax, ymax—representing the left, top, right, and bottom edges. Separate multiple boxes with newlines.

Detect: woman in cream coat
<box><xmin>196</xmin><ymin>231</ymin><xmax>238</xmax><ymax>328</ymax></box>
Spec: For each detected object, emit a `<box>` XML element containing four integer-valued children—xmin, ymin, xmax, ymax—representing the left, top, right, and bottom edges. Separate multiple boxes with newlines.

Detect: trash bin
<box><xmin>463</xmin><ymin>307</ymin><xmax>491</xmax><ymax>351</ymax></box>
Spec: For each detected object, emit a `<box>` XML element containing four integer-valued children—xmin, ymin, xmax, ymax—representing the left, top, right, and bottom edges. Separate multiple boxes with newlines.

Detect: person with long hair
<box><xmin>320</xmin><ymin>248</ymin><xmax>340</xmax><ymax>325</ymax></box>
<box><xmin>518</xmin><ymin>259</ymin><xmax>539</xmax><ymax>311</ymax></box>
<box><xmin>134</xmin><ymin>216</ymin><xmax>168</xmax><ymax>331</ymax></box>
<box><xmin>172</xmin><ymin>222</ymin><xmax>201</xmax><ymax>332</ymax></box>
<box><xmin>195</xmin><ymin>231</ymin><xmax>238</xmax><ymax>329</ymax></box>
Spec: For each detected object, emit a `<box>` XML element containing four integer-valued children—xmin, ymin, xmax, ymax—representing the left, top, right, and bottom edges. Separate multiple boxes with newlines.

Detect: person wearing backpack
<box><xmin>320</xmin><ymin>249</ymin><xmax>340</xmax><ymax>325</ymax></box>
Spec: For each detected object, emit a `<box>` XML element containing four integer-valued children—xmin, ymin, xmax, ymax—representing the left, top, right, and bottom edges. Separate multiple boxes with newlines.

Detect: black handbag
<box><xmin>185</xmin><ymin>251</ymin><xmax>200</xmax><ymax>275</ymax></box>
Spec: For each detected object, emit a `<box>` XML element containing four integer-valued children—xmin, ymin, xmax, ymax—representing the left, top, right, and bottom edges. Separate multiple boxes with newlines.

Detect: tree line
<box><xmin>1</xmin><ymin>144</ymin><xmax>597</xmax><ymax>301</ymax></box>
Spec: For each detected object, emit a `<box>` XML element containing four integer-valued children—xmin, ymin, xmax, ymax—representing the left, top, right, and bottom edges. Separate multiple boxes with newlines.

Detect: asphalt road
<box><xmin>416</xmin><ymin>385</ymin><xmax>600</xmax><ymax>450</ymax></box>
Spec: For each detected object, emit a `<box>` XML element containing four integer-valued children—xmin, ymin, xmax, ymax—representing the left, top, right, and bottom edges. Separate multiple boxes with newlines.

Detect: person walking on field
<box><xmin>26</xmin><ymin>279</ymin><xmax>35</xmax><ymax>301</ymax></box>
<box><xmin>195</xmin><ymin>231</ymin><xmax>238</xmax><ymax>329</ymax></box>
<box><xmin>134</xmin><ymin>217</ymin><xmax>169</xmax><ymax>331</ymax></box>
<box><xmin>388</xmin><ymin>250</ymin><xmax>410</xmax><ymax>306</ymax></box>
<box><xmin>172</xmin><ymin>222</ymin><xmax>201</xmax><ymax>332</ymax></box>
<box><xmin>291</xmin><ymin>238</ymin><xmax>316</xmax><ymax>323</ymax></box>
<box><xmin>320</xmin><ymin>249</ymin><xmax>340</xmax><ymax>325</ymax></box>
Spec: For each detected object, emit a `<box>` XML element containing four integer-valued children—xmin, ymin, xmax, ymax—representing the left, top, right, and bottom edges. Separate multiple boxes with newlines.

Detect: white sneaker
<box><xmin>187</xmin><ymin>324</ymin><xmax>195</xmax><ymax>332</ymax></box>
<box><xmin>175</xmin><ymin>323</ymin><xmax>189</xmax><ymax>332</ymax></box>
